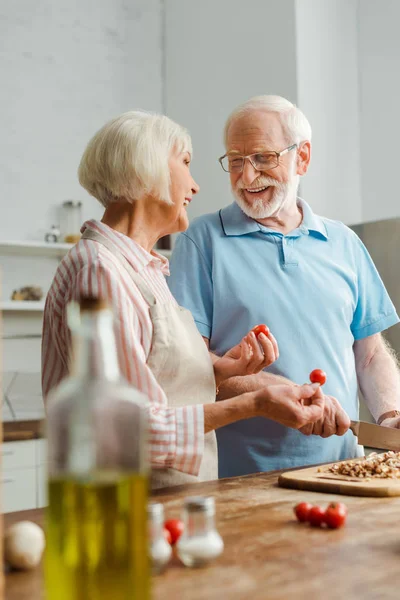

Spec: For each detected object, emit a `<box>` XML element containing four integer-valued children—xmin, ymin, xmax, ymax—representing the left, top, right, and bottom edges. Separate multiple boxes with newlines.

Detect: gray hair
<box><xmin>224</xmin><ymin>95</ymin><xmax>312</xmax><ymax>147</ymax></box>
<box><xmin>78</xmin><ymin>110</ymin><xmax>192</xmax><ymax>207</ymax></box>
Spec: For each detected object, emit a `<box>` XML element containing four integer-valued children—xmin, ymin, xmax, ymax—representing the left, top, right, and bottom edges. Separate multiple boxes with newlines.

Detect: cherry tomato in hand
<box><xmin>163</xmin><ymin>527</ymin><xmax>172</xmax><ymax>545</ymax></box>
<box><xmin>164</xmin><ymin>519</ymin><xmax>184</xmax><ymax>545</ymax></box>
<box><xmin>324</xmin><ymin>502</ymin><xmax>347</xmax><ymax>529</ymax></box>
<box><xmin>309</xmin><ymin>369</ymin><xmax>327</xmax><ymax>386</ymax></box>
<box><xmin>294</xmin><ymin>502</ymin><xmax>312</xmax><ymax>522</ymax></box>
<box><xmin>308</xmin><ymin>505</ymin><xmax>326</xmax><ymax>527</ymax></box>
<box><xmin>252</xmin><ymin>324</ymin><xmax>270</xmax><ymax>338</ymax></box>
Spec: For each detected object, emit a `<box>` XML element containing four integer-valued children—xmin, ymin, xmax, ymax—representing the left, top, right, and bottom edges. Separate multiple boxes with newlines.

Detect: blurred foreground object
<box><xmin>4</xmin><ymin>521</ymin><xmax>45</xmax><ymax>570</ymax></box>
<box><xmin>45</xmin><ymin>296</ymin><xmax>150</xmax><ymax>599</ymax></box>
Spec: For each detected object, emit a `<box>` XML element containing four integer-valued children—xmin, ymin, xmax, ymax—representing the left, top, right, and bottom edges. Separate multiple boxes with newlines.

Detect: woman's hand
<box><xmin>213</xmin><ymin>330</ymin><xmax>279</xmax><ymax>386</ymax></box>
<box><xmin>255</xmin><ymin>383</ymin><xmax>325</xmax><ymax>428</ymax></box>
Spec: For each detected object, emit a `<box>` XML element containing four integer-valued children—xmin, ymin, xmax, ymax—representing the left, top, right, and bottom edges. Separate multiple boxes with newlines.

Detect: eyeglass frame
<box><xmin>218</xmin><ymin>143</ymin><xmax>298</xmax><ymax>173</ymax></box>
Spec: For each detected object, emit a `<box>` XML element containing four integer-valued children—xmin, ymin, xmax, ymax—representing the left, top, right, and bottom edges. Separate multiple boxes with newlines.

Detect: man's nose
<box><xmin>241</xmin><ymin>158</ymin><xmax>260</xmax><ymax>186</ymax></box>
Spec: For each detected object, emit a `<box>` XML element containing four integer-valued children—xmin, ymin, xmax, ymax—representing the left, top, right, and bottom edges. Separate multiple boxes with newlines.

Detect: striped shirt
<box><xmin>42</xmin><ymin>219</ymin><xmax>204</xmax><ymax>475</ymax></box>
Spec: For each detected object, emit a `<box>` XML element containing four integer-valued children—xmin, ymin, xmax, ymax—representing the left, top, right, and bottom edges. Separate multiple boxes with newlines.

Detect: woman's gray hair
<box><xmin>78</xmin><ymin>110</ymin><xmax>192</xmax><ymax>207</ymax></box>
<box><xmin>224</xmin><ymin>95</ymin><xmax>312</xmax><ymax>147</ymax></box>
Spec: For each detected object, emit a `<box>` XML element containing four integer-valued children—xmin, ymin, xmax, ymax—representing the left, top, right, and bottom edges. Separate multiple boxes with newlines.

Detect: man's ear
<box><xmin>296</xmin><ymin>141</ymin><xmax>311</xmax><ymax>176</ymax></box>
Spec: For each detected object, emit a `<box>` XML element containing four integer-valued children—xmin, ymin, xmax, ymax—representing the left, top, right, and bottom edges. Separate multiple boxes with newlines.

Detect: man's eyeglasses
<box><xmin>218</xmin><ymin>143</ymin><xmax>297</xmax><ymax>174</ymax></box>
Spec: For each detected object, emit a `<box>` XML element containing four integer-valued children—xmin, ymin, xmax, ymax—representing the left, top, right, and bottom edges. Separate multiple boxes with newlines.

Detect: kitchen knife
<box><xmin>350</xmin><ymin>420</ymin><xmax>400</xmax><ymax>451</ymax></box>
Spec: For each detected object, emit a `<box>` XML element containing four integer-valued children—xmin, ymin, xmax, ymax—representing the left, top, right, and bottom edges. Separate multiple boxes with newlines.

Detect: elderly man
<box><xmin>168</xmin><ymin>95</ymin><xmax>400</xmax><ymax>478</ymax></box>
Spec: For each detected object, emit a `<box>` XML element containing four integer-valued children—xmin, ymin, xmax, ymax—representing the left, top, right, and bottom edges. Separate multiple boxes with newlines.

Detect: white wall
<box><xmin>0</xmin><ymin>0</ymin><xmax>163</xmax><ymax>375</ymax></box>
<box><xmin>0</xmin><ymin>0</ymin><xmax>163</xmax><ymax>241</ymax></box>
<box><xmin>164</xmin><ymin>0</ymin><xmax>298</xmax><ymax>222</ymax></box>
<box><xmin>295</xmin><ymin>0</ymin><xmax>362</xmax><ymax>224</ymax></box>
<box><xmin>358</xmin><ymin>0</ymin><xmax>400</xmax><ymax>223</ymax></box>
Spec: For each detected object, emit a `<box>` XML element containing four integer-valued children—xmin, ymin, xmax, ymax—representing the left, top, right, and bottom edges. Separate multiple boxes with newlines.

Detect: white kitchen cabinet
<box><xmin>2</xmin><ymin>467</ymin><xmax>37</xmax><ymax>513</ymax></box>
<box><xmin>2</xmin><ymin>439</ymin><xmax>48</xmax><ymax>513</ymax></box>
<box><xmin>2</xmin><ymin>440</ymin><xmax>37</xmax><ymax>470</ymax></box>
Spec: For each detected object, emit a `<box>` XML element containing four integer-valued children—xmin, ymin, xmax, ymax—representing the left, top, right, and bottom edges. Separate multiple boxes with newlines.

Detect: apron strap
<box><xmin>81</xmin><ymin>228</ymin><xmax>157</xmax><ymax>307</ymax></box>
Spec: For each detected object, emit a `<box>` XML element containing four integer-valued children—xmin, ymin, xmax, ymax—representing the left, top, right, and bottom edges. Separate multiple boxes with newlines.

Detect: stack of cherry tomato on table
<box><xmin>294</xmin><ymin>501</ymin><xmax>348</xmax><ymax>529</ymax></box>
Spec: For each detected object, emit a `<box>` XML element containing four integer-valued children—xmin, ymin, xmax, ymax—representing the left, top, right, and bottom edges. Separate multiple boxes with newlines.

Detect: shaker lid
<box><xmin>184</xmin><ymin>496</ymin><xmax>215</xmax><ymax>514</ymax></box>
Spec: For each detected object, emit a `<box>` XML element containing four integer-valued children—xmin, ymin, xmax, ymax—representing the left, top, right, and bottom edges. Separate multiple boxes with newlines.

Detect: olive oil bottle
<box><xmin>45</xmin><ymin>297</ymin><xmax>150</xmax><ymax>599</ymax></box>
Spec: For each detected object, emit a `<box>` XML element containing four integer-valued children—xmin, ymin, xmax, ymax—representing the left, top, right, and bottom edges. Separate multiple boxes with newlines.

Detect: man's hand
<box><xmin>379</xmin><ymin>416</ymin><xmax>400</xmax><ymax>429</ymax></box>
<box><xmin>254</xmin><ymin>383</ymin><xmax>325</xmax><ymax>429</ymax></box>
<box><xmin>214</xmin><ymin>330</ymin><xmax>278</xmax><ymax>385</ymax></box>
<box><xmin>299</xmin><ymin>394</ymin><xmax>351</xmax><ymax>437</ymax></box>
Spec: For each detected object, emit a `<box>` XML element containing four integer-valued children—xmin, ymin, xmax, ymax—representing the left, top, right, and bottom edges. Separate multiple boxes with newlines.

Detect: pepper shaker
<box><xmin>176</xmin><ymin>496</ymin><xmax>224</xmax><ymax>567</ymax></box>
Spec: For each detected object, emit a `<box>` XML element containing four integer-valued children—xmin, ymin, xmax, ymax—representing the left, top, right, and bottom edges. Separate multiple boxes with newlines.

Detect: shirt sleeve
<box><xmin>73</xmin><ymin>259</ymin><xmax>205</xmax><ymax>476</ymax></box>
<box><xmin>168</xmin><ymin>232</ymin><xmax>214</xmax><ymax>339</ymax></box>
<box><xmin>350</xmin><ymin>234</ymin><xmax>399</xmax><ymax>340</ymax></box>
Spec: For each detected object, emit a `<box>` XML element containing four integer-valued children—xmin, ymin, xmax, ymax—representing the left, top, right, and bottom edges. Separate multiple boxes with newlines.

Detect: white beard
<box><xmin>233</xmin><ymin>173</ymin><xmax>300</xmax><ymax>220</ymax></box>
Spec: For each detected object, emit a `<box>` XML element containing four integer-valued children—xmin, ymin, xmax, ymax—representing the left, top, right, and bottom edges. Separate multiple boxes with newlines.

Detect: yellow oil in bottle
<box><xmin>45</xmin><ymin>473</ymin><xmax>150</xmax><ymax>600</ymax></box>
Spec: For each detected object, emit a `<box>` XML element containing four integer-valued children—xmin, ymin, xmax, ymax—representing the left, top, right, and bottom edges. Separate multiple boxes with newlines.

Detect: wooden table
<box><xmin>5</xmin><ymin>469</ymin><xmax>400</xmax><ymax>599</ymax></box>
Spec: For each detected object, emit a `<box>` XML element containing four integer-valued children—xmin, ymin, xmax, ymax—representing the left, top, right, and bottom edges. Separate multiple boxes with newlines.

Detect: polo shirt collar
<box><xmin>81</xmin><ymin>220</ymin><xmax>170</xmax><ymax>275</ymax></box>
<box><xmin>220</xmin><ymin>198</ymin><xmax>328</xmax><ymax>240</ymax></box>
<box><xmin>298</xmin><ymin>198</ymin><xmax>329</xmax><ymax>240</ymax></box>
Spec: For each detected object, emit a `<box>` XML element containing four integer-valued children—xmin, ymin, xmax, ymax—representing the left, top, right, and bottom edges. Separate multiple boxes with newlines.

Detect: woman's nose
<box><xmin>192</xmin><ymin>178</ymin><xmax>200</xmax><ymax>195</ymax></box>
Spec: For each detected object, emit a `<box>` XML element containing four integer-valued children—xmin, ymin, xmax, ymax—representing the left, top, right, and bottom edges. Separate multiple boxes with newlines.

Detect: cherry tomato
<box><xmin>309</xmin><ymin>369</ymin><xmax>327</xmax><ymax>386</ymax></box>
<box><xmin>324</xmin><ymin>502</ymin><xmax>347</xmax><ymax>529</ymax></box>
<box><xmin>163</xmin><ymin>527</ymin><xmax>172</xmax><ymax>545</ymax></box>
<box><xmin>294</xmin><ymin>502</ymin><xmax>312</xmax><ymax>522</ymax></box>
<box><xmin>308</xmin><ymin>505</ymin><xmax>326</xmax><ymax>527</ymax></box>
<box><xmin>164</xmin><ymin>519</ymin><xmax>184</xmax><ymax>545</ymax></box>
<box><xmin>252</xmin><ymin>324</ymin><xmax>270</xmax><ymax>338</ymax></box>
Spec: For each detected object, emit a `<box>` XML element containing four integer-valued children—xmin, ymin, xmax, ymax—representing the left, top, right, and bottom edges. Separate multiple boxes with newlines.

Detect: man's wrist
<box><xmin>377</xmin><ymin>410</ymin><xmax>400</xmax><ymax>425</ymax></box>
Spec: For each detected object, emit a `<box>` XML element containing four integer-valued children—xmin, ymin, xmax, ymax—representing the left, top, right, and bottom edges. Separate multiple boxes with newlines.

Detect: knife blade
<box><xmin>350</xmin><ymin>420</ymin><xmax>400</xmax><ymax>451</ymax></box>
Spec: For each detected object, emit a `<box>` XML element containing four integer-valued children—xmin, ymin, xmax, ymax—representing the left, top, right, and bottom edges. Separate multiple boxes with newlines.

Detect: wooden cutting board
<box><xmin>278</xmin><ymin>458</ymin><xmax>400</xmax><ymax>497</ymax></box>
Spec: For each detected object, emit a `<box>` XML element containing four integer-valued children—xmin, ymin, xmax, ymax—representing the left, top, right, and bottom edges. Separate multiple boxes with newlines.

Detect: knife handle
<box><xmin>350</xmin><ymin>421</ymin><xmax>359</xmax><ymax>436</ymax></box>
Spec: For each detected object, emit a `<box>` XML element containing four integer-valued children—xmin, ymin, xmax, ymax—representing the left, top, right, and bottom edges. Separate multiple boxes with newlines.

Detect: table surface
<box><xmin>5</xmin><ymin>468</ymin><xmax>400</xmax><ymax>600</ymax></box>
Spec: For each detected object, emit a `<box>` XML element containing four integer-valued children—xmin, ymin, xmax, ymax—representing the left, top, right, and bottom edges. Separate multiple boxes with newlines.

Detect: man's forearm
<box><xmin>356</xmin><ymin>337</ymin><xmax>400</xmax><ymax>422</ymax></box>
<box><xmin>216</xmin><ymin>370</ymin><xmax>294</xmax><ymax>400</ymax></box>
<box><xmin>206</xmin><ymin>344</ymin><xmax>294</xmax><ymax>399</ymax></box>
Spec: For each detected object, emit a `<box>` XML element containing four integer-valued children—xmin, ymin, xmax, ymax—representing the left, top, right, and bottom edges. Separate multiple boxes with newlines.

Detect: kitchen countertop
<box><xmin>5</xmin><ymin>468</ymin><xmax>400</xmax><ymax>600</ymax></box>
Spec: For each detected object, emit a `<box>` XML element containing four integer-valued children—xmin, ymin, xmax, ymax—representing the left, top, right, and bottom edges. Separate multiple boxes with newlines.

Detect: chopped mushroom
<box><xmin>326</xmin><ymin>451</ymin><xmax>400</xmax><ymax>479</ymax></box>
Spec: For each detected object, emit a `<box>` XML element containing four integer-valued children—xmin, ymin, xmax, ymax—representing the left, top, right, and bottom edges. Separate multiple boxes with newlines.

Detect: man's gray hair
<box><xmin>224</xmin><ymin>95</ymin><xmax>312</xmax><ymax>147</ymax></box>
<box><xmin>78</xmin><ymin>110</ymin><xmax>192</xmax><ymax>207</ymax></box>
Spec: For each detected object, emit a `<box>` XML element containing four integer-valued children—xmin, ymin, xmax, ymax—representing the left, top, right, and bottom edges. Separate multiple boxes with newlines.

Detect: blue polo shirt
<box><xmin>168</xmin><ymin>199</ymin><xmax>399</xmax><ymax>477</ymax></box>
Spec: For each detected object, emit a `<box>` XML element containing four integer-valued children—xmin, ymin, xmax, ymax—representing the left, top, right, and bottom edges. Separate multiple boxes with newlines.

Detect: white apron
<box><xmin>81</xmin><ymin>228</ymin><xmax>218</xmax><ymax>489</ymax></box>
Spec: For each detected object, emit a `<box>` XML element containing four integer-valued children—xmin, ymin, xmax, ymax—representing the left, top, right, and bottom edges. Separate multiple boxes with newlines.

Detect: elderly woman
<box><xmin>42</xmin><ymin>111</ymin><xmax>323</xmax><ymax>488</ymax></box>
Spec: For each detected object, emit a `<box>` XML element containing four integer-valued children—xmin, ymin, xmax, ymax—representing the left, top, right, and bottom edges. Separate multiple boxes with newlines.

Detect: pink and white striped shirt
<box><xmin>42</xmin><ymin>219</ymin><xmax>204</xmax><ymax>476</ymax></box>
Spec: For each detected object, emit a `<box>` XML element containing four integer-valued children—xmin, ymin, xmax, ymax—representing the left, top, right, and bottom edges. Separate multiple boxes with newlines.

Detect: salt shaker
<box><xmin>148</xmin><ymin>502</ymin><xmax>171</xmax><ymax>574</ymax></box>
<box><xmin>176</xmin><ymin>496</ymin><xmax>224</xmax><ymax>567</ymax></box>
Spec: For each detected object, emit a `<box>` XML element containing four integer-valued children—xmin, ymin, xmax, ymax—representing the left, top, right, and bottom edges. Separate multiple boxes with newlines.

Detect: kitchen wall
<box><xmin>295</xmin><ymin>0</ymin><xmax>362</xmax><ymax>224</ymax></box>
<box><xmin>1</xmin><ymin>0</ymin><xmax>400</xmax><ymax>375</ymax></box>
<box><xmin>358</xmin><ymin>0</ymin><xmax>400</xmax><ymax>223</ymax></box>
<box><xmin>164</xmin><ymin>0</ymin><xmax>298</xmax><ymax>223</ymax></box>
<box><xmin>3</xmin><ymin>0</ymin><xmax>397</xmax><ymax>240</ymax></box>
<box><xmin>0</xmin><ymin>0</ymin><xmax>163</xmax><ymax>241</ymax></box>
<box><xmin>0</xmin><ymin>0</ymin><xmax>163</xmax><ymax>374</ymax></box>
